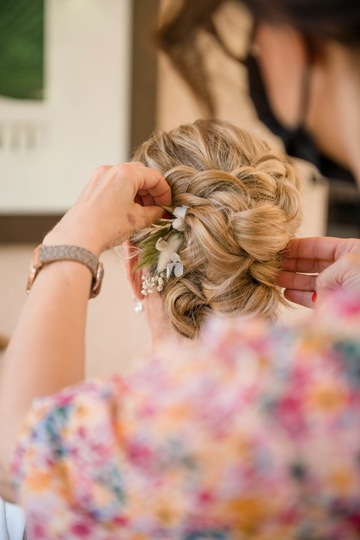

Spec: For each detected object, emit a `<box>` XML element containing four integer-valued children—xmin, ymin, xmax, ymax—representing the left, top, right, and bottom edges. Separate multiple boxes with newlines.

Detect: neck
<box><xmin>151</xmin><ymin>329</ymin><xmax>191</xmax><ymax>353</ymax></box>
<box><xmin>145</xmin><ymin>292</ymin><xmax>193</xmax><ymax>352</ymax></box>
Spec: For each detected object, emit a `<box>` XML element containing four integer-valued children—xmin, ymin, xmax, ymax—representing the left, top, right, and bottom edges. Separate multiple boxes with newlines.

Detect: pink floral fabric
<box><xmin>13</xmin><ymin>292</ymin><xmax>360</xmax><ymax>539</ymax></box>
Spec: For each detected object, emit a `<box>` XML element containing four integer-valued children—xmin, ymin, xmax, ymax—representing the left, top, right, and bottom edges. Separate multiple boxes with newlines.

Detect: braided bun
<box><xmin>132</xmin><ymin>120</ymin><xmax>301</xmax><ymax>339</ymax></box>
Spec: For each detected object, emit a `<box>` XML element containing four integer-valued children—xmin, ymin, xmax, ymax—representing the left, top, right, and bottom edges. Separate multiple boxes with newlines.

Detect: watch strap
<box><xmin>26</xmin><ymin>244</ymin><xmax>104</xmax><ymax>298</ymax></box>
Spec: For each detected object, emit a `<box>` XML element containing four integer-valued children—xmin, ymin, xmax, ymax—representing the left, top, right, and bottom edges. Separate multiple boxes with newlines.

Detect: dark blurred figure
<box><xmin>157</xmin><ymin>0</ymin><xmax>360</xmax><ymax>188</ymax></box>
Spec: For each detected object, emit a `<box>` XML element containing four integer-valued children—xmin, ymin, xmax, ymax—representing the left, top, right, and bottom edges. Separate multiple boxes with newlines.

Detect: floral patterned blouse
<box><xmin>13</xmin><ymin>292</ymin><xmax>360</xmax><ymax>539</ymax></box>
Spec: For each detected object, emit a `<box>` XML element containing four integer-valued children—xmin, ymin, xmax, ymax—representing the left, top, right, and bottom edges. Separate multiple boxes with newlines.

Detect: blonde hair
<box><xmin>132</xmin><ymin>119</ymin><xmax>301</xmax><ymax>339</ymax></box>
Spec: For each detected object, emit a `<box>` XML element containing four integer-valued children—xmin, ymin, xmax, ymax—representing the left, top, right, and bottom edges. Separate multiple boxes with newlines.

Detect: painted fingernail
<box><xmin>312</xmin><ymin>291</ymin><xmax>317</xmax><ymax>303</ymax></box>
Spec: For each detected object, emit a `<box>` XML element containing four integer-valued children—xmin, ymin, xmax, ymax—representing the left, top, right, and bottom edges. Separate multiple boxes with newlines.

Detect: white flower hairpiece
<box><xmin>141</xmin><ymin>206</ymin><xmax>188</xmax><ymax>296</ymax></box>
<box><xmin>155</xmin><ymin>233</ymin><xmax>183</xmax><ymax>272</ymax></box>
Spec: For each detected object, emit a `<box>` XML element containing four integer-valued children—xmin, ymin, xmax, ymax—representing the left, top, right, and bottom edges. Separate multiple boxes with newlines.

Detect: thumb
<box><xmin>139</xmin><ymin>205</ymin><xmax>164</xmax><ymax>227</ymax></box>
<box><xmin>125</xmin><ymin>205</ymin><xmax>164</xmax><ymax>240</ymax></box>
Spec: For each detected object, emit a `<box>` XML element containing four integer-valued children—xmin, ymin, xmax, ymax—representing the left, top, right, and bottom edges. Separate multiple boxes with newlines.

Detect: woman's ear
<box><xmin>123</xmin><ymin>240</ymin><xmax>143</xmax><ymax>300</ymax></box>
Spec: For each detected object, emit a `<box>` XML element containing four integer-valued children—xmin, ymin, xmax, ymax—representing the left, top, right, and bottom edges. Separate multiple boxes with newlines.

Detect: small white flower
<box><xmin>166</xmin><ymin>252</ymin><xmax>184</xmax><ymax>279</ymax></box>
<box><xmin>141</xmin><ymin>271</ymin><xmax>166</xmax><ymax>296</ymax></box>
<box><xmin>172</xmin><ymin>217</ymin><xmax>185</xmax><ymax>231</ymax></box>
<box><xmin>172</xmin><ymin>206</ymin><xmax>188</xmax><ymax>231</ymax></box>
<box><xmin>174</xmin><ymin>261</ymin><xmax>184</xmax><ymax>277</ymax></box>
<box><xmin>173</xmin><ymin>206</ymin><xmax>188</xmax><ymax>219</ymax></box>
<box><xmin>155</xmin><ymin>238</ymin><xmax>168</xmax><ymax>251</ymax></box>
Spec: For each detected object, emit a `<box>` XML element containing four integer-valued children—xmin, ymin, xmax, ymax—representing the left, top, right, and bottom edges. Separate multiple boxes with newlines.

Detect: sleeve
<box><xmin>12</xmin><ymin>293</ymin><xmax>360</xmax><ymax>540</ymax></box>
<box><xmin>12</xmin><ymin>378</ymin><xmax>130</xmax><ymax>539</ymax></box>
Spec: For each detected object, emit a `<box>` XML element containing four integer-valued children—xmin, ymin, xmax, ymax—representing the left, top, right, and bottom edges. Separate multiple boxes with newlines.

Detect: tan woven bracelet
<box><xmin>26</xmin><ymin>244</ymin><xmax>104</xmax><ymax>298</ymax></box>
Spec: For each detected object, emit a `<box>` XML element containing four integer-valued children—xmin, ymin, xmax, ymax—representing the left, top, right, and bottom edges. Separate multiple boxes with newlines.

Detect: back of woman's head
<box><xmin>131</xmin><ymin>120</ymin><xmax>301</xmax><ymax>339</ymax></box>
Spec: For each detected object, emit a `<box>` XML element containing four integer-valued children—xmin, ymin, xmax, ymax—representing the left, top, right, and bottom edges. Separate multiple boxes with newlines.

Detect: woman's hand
<box><xmin>277</xmin><ymin>237</ymin><xmax>360</xmax><ymax>307</ymax></box>
<box><xmin>45</xmin><ymin>162</ymin><xmax>171</xmax><ymax>256</ymax></box>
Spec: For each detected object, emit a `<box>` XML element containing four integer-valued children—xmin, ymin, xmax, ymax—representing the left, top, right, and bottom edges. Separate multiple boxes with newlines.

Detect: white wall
<box><xmin>0</xmin><ymin>0</ymin><xmax>131</xmax><ymax>213</ymax></box>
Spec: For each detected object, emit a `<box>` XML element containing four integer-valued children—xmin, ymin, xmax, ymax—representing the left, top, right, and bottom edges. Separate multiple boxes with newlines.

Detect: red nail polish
<box><xmin>311</xmin><ymin>291</ymin><xmax>317</xmax><ymax>303</ymax></box>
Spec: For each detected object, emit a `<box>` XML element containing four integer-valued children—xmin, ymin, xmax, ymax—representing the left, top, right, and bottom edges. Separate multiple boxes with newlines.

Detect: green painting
<box><xmin>0</xmin><ymin>0</ymin><xmax>44</xmax><ymax>100</ymax></box>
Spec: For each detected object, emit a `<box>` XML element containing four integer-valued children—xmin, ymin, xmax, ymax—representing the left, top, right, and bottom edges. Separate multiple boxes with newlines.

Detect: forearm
<box><xmin>0</xmin><ymin>259</ymin><xmax>91</xmax><ymax>495</ymax></box>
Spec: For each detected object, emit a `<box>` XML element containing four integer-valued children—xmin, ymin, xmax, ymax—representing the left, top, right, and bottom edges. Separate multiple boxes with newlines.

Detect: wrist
<box><xmin>27</xmin><ymin>244</ymin><xmax>104</xmax><ymax>298</ymax></box>
<box><xmin>43</xmin><ymin>228</ymin><xmax>104</xmax><ymax>258</ymax></box>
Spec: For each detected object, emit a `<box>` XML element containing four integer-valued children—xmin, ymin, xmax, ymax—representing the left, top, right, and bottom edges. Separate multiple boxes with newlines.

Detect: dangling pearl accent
<box><xmin>133</xmin><ymin>297</ymin><xmax>144</xmax><ymax>313</ymax></box>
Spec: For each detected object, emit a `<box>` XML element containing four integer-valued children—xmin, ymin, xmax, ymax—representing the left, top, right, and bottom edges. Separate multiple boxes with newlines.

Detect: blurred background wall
<box><xmin>0</xmin><ymin>0</ymin><xmax>329</xmax><ymax>378</ymax></box>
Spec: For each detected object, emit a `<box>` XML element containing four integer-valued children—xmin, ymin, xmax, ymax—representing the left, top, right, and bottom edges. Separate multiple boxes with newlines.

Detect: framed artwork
<box><xmin>0</xmin><ymin>0</ymin><xmax>44</xmax><ymax>101</ymax></box>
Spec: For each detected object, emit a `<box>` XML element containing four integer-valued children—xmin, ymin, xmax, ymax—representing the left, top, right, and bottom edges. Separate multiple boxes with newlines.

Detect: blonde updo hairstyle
<box><xmin>131</xmin><ymin>120</ymin><xmax>301</xmax><ymax>339</ymax></box>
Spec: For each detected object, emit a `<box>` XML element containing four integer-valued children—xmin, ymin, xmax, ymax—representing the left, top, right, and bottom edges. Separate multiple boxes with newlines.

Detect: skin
<box><xmin>255</xmin><ymin>22</ymin><xmax>360</xmax><ymax>305</ymax></box>
<box><xmin>0</xmin><ymin>162</ymin><xmax>171</xmax><ymax>502</ymax></box>
<box><xmin>255</xmin><ymin>24</ymin><xmax>307</xmax><ymax>129</ymax></box>
<box><xmin>277</xmin><ymin>237</ymin><xmax>360</xmax><ymax>307</ymax></box>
